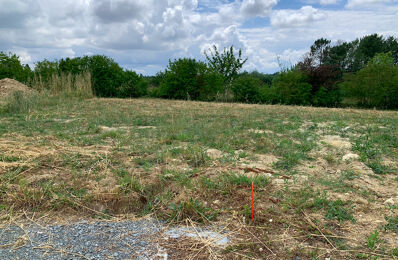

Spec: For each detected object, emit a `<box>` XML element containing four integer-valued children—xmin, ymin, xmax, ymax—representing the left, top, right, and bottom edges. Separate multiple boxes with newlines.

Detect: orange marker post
<box><xmin>251</xmin><ymin>181</ymin><xmax>254</xmax><ymax>221</ymax></box>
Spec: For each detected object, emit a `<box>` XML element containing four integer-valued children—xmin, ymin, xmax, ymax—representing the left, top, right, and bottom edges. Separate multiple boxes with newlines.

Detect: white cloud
<box><xmin>346</xmin><ymin>0</ymin><xmax>398</xmax><ymax>8</ymax></box>
<box><xmin>0</xmin><ymin>0</ymin><xmax>398</xmax><ymax>75</ymax></box>
<box><xmin>271</xmin><ymin>6</ymin><xmax>327</xmax><ymax>27</ymax></box>
<box><xmin>240</xmin><ymin>0</ymin><xmax>278</xmax><ymax>17</ymax></box>
<box><xmin>319</xmin><ymin>0</ymin><xmax>340</xmax><ymax>5</ymax></box>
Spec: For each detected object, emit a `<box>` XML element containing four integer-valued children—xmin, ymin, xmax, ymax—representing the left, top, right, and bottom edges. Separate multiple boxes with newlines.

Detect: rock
<box><xmin>384</xmin><ymin>198</ymin><xmax>395</xmax><ymax>205</ymax></box>
<box><xmin>248</xmin><ymin>129</ymin><xmax>274</xmax><ymax>134</ymax></box>
<box><xmin>342</xmin><ymin>153</ymin><xmax>360</xmax><ymax>161</ymax></box>
<box><xmin>206</xmin><ymin>149</ymin><xmax>223</xmax><ymax>159</ymax></box>
<box><xmin>272</xmin><ymin>179</ymin><xmax>287</xmax><ymax>185</ymax></box>
<box><xmin>342</xmin><ymin>126</ymin><xmax>351</xmax><ymax>132</ymax></box>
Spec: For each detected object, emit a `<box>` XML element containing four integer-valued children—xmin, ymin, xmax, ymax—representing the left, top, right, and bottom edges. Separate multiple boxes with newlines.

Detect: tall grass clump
<box><xmin>30</xmin><ymin>71</ymin><xmax>93</xmax><ymax>98</ymax></box>
<box><xmin>4</xmin><ymin>90</ymin><xmax>43</xmax><ymax>114</ymax></box>
<box><xmin>2</xmin><ymin>71</ymin><xmax>93</xmax><ymax>114</ymax></box>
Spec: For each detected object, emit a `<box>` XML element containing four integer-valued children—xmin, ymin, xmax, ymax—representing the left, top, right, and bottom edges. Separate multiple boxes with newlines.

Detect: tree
<box><xmin>0</xmin><ymin>52</ymin><xmax>32</xmax><ymax>83</ymax></box>
<box><xmin>204</xmin><ymin>45</ymin><xmax>247</xmax><ymax>98</ymax></box>
<box><xmin>118</xmin><ymin>70</ymin><xmax>148</xmax><ymax>98</ymax></box>
<box><xmin>297</xmin><ymin>55</ymin><xmax>341</xmax><ymax>106</ymax></box>
<box><xmin>232</xmin><ymin>75</ymin><xmax>262</xmax><ymax>103</ymax></box>
<box><xmin>271</xmin><ymin>68</ymin><xmax>312</xmax><ymax>105</ymax></box>
<box><xmin>310</xmin><ymin>38</ymin><xmax>331</xmax><ymax>66</ymax></box>
<box><xmin>340</xmin><ymin>52</ymin><xmax>398</xmax><ymax>108</ymax></box>
<box><xmin>159</xmin><ymin>58</ymin><xmax>223</xmax><ymax>101</ymax></box>
<box><xmin>87</xmin><ymin>55</ymin><xmax>124</xmax><ymax>97</ymax></box>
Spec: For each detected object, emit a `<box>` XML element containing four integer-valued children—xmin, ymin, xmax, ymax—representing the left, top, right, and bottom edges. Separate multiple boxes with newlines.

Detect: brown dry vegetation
<box><xmin>0</xmin><ymin>97</ymin><xmax>397</xmax><ymax>259</ymax></box>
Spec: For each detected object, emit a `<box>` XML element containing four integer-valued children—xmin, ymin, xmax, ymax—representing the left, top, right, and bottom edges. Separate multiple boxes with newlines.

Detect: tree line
<box><xmin>1</xmin><ymin>33</ymin><xmax>397</xmax><ymax>109</ymax></box>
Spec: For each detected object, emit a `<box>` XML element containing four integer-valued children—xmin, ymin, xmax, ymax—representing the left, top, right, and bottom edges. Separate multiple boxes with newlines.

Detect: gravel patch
<box><xmin>0</xmin><ymin>220</ymin><xmax>231</xmax><ymax>259</ymax></box>
<box><xmin>0</xmin><ymin>220</ymin><xmax>163</xmax><ymax>260</ymax></box>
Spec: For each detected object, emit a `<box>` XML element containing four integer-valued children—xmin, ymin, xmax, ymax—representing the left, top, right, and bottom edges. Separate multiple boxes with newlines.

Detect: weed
<box><xmin>201</xmin><ymin>177</ymin><xmax>220</xmax><ymax>190</ymax></box>
<box><xmin>324</xmin><ymin>153</ymin><xmax>336</xmax><ymax>164</ymax></box>
<box><xmin>182</xmin><ymin>145</ymin><xmax>209</xmax><ymax>167</ymax></box>
<box><xmin>324</xmin><ymin>200</ymin><xmax>355</xmax><ymax>223</ymax></box>
<box><xmin>160</xmin><ymin>169</ymin><xmax>197</xmax><ymax>187</ymax></box>
<box><xmin>0</xmin><ymin>154</ymin><xmax>19</xmax><ymax>162</ymax></box>
<box><xmin>340</xmin><ymin>170</ymin><xmax>359</xmax><ymax>181</ymax></box>
<box><xmin>384</xmin><ymin>215</ymin><xmax>398</xmax><ymax>233</ymax></box>
<box><xmin>114</xmin><ymin>168</ymin><xmax>141</xmax><ymax>194</ymax></box>
<box><xmin>222</xmin><ymin>172</ymin><xmax>268</xmax><ymax>187</ymax></box>
<box><xmin>312</xmin><ymin>193</ymin><xmax>355</xmax><ymax>223</ymax></box>
<box><xmin>367</xmin><ymin>230</ymin><xmax>380</xmax><ymax>249</ymax></box>
<box><xmin>353</xmin><ymin>134</ymin><xmax>390</xmax><ymax>174</ymax></box>
<box><xmin>169</xmin><ymin>198</ymin><xmax>217</xmax><ymax>223</ymax></box>
<box><xmin>392</xmin><ymin>247</ymin><xmax>398</xmax><ymax>257</ymax></box>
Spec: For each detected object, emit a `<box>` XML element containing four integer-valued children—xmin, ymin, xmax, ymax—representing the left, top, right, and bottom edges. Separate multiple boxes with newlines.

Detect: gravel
<box><xmin>0</xmin><ymin>220</ymin><xmax>230</xmax><ymax>259</ymax></box>
<box><xmin>0</xmin><ymin>220</ymin><xmax>164</xmax><ymax>260</ymax></box>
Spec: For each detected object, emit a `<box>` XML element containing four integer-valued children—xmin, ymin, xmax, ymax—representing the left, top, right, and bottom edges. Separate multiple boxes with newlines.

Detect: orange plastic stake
<box><xmin>251</xmin><ymin>181</ymin><xmax>254</xmax><ymax>221</ymax></box>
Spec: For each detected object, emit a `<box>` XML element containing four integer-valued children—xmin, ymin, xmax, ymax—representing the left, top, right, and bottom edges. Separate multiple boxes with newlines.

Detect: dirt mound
<box><xmin>0</xmin><ymin>78</ymin><xmax>35</xmax><ymax>98</ymax></box>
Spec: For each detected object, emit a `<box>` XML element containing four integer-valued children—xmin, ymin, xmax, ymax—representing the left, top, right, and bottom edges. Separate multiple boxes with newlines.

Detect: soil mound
<box><xmin>0</xmin><ymin>78</ymin><xmax>35</xmax><ymax>98</ymax></box>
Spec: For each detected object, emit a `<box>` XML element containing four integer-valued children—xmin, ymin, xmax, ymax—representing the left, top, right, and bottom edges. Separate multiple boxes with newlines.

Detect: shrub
<box><xmin>271</xmin><ymin>68</ymin><xmax>312</xmax><ymax>105</ymax></box>
<box><xmin>232</xmin><ymin>75</ymin><xmax>262</xmax><ymax>103</ymax></box>
<box><xmin>87</xmin><ymin>55</ymin><xmax>124</xmax><ymax>97</ymax></box>
<box><xmin>118</xmin><ymin>70</ymin><xmax>148</xmax><ymax>98</ymax></box>
<box><xmin>159</xmin><ymin>58</ymin><xmax>223</xmax><ymax>101</ymax></box>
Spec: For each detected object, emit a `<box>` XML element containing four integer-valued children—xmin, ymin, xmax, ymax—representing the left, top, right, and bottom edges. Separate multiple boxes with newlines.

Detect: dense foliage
<box><xmin>1</xmin><ymin>33</ymin><xmax>397</xmax><ymax>108</ymax></box>
<box><xmin>340</xmin><ymin>52</ymin><xmax>398</xmax><ymax>109</ymax></box>
<box><xmin>159</xmin><ymin>58</ymin><xmax>223</xmax><ymax>101</ymax></box>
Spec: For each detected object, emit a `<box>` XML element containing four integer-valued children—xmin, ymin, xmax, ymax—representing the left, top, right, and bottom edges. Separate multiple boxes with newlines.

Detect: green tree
<box><xmin>87</xmin><ymin>55</ymin><xmax>124</xmax><ymax>97</ymax></box>
<box><xmin>0</xmin><ymin>52</ymin><xmax>32</xmax><ymax>82</ymax></box>
<box><xmin>118</xmin><ymin>70</ymin><xmax>148</xmax><ymax>98</ymax></box>
<box><xmin>271</xmin><ymin>68</ymin><xmax>312</xmax><ymax>105</ymax></box>
<box><xmin>204</xmin><ymin>45</ymin><xmax>247</xmax><ymax>98</ymax></box>
<box><xmin>159</xmin><ymin>58</ymin><xmax>223</xmax><ymax>101</ymax></box>
<box><xmin>232</xmin><ymin>75</ymin><xmax>262</xmax><ymax>103</ymax></box>
<box><xmin>34</xmin><ymin>59</ymin><xmax>60</xmax><ymax>82</ymax></box>
<box><xmin>340</xmin><ymin>52</ymin><xmax>398</xmax><ymax>108</ymax></box>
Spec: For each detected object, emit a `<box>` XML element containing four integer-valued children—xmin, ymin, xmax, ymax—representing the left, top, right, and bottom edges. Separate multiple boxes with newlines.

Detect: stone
<box><xmin>384</xmin><ymin>198</ymin><xmax>395</xmax><ymax>205</ymax></box>
<box><xmin>342</xmin><ymin>153</ymin><xmax>360</xmax><ymax>161</ymax></box>
<box><xmin>206</xmin><ymin>149</ymin><xmax>223</xmax><ymax>159</ymax></box>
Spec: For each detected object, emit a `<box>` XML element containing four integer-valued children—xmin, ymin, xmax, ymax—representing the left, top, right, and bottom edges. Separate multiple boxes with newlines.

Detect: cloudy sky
<box><xmin>1</xmin><ymin>0</ymin><xmax>398</xmax><ymax>75</ymax></box>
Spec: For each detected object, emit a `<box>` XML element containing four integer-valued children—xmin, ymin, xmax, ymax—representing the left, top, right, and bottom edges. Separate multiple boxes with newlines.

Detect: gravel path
<box><xmin>0</xmin><ymin>220</ymin><xmax>230</xmax><ymax>259</ymax></box>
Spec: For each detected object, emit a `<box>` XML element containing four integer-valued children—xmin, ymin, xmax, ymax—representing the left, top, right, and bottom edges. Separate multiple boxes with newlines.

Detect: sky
<box><xmin>1</xmin><ymin>0</ymin><xmax>398</xmax><ymax>75</ymax></box>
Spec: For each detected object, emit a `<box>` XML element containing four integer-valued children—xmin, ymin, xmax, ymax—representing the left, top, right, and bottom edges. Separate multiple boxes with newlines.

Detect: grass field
<box><xmin>1</xmin><ymin>97</ymin><xmax>398</xmax><ymax>259</ymax></box>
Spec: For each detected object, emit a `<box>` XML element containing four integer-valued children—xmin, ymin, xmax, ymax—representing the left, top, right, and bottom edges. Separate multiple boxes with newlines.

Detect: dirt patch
<box><xmin>206</xmin><ymin>149</ymin><xmax>223</xmax><ymax>159</ymax></box>
<box><xmin>0</xmin><ymin>78</ymin><xmax>35</xmax><ymax>98</ymax></box>
<box><xmin>321</xmin><ymin>135</ymin><xmax>352</xmax><ymax>149</ymax></box>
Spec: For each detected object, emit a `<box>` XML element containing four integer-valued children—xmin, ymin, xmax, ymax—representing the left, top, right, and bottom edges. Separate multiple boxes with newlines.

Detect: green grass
<box><xmin>367</xmin><ymin>230</ymin><xmax>380</xmax><ymax>249</ymax></box>
<box><xmin>384</xmin><ymin>215</ymin><xmax>398</xmax><ymax>233</ymax></box>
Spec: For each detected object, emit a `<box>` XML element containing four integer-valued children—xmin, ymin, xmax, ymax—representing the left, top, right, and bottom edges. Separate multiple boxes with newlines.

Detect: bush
<box><xmin>313</xmin><ymin>87</ymin><xmax>340</xmax><ymax>107</ymax></box>
<box><xmin>232</xmin><ymin>75</ymin><xmax>262</xmax><ymax>103</ymax></box>
<box><xmin>87</xmin><ymin>55</ymin><xmax>123</xmax><ymax>97</ymax></box>
<box><xmin>159</xmin><ymin>58</ymin><xmax>223</xmax><ymax>101</ymax></box>
<box><xmin>118</xmin><ymin>70</ymin><xmax>148</xmax><ymax>98</ymax></box>
<box><xmin>271</xmin><ymin>68</ymin><xmax>312</xmax><ymax>105</ymax></box>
